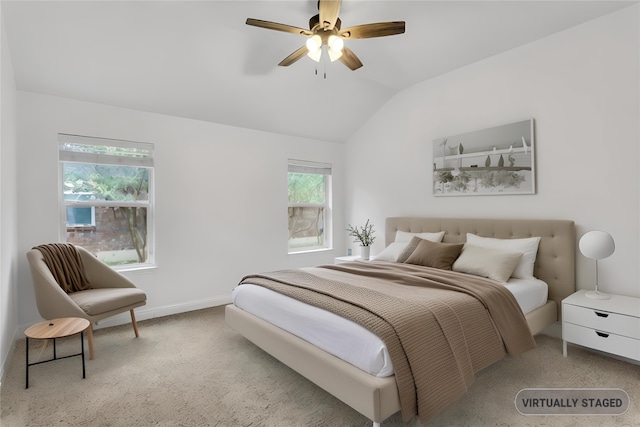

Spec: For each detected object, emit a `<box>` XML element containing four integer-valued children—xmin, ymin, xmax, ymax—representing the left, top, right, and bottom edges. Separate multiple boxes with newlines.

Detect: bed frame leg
<box><xmin>373</xmin><ymin>422</ymin><xmax>381</xmax><ymax>427</ymax></box>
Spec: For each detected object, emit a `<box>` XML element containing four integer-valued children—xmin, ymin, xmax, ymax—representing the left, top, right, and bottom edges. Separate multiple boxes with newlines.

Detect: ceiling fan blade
<box><xmin>339</xmin><ymin>21</ymin><xmax>406</xmax><ymax>39</ymax></box>
<box><xmin>246</xmin><ymin>18</ymin><xmax>312</xmax><ymax>36</ymax></box>
<box><xmin>278</xmin><ymin>46</ymin><xmax>309</xmax><ymax>67</ymax></box>
<box><xmin>319</xmin><ymin>0</ymin><xmax>341</xmax><ymax>30</ymax></box>
<box><xmin>339</xmin><ymin>46</ymin><xmax>363</xmax><ymax>71</ymax></box>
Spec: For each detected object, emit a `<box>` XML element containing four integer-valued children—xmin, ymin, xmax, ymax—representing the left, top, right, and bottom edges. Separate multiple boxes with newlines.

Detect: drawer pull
<box><xmin>595</xmin><ymin>331</ymin><xmax>610</xmax><ymax>338</ymax></box>
<box><xmin>595</xmin><ymin>311</ymin><xmax>609</xmax><ymax>318</ymax></box>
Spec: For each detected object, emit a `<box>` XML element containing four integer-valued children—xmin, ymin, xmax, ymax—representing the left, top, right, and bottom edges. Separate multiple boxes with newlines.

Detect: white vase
<box><xmin>360</xmin><ymin>246</ymin><xmax>370</xmax><ymax>260</ymax></box>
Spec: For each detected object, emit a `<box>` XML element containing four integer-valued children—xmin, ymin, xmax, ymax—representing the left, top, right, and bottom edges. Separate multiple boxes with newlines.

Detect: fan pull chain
<box><xmin>312</xmin><ymin>63</ymin><xmax>327</xmax><ymax>79</ymax></box>
<box><xmin>323</xmin><ymin>47</ymin><xmax>328</xmax><ymax>79</ymax></box>
<box><xmin>312</xmin><ymin>47</ymin><xmax>328</xmax><ymax>79</ymax></box>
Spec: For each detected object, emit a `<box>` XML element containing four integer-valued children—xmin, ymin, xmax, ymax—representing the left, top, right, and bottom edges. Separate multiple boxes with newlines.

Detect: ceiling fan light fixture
<box><xmin>305</xmin><ymin>35</ymin><xmax>322</xmax><ymax>62</ymax></box>
<box><xmin>246</xmin><ymin>0</ymin><xmax>405</xmax><ymax>71</ymax></box>
<box><xmin>328</xmin><ymin>47</ymin><xmax>343</xmax><ymax>62</ymax></box>
<box><xmin>306</xmin><ymin>35</ymin><xmax>322</xmax><ymax>51</ymax></box>
<box><xmin>306</xmin><ymin>48</ymin><xmax>322</xmax><ymax>62</ymax></box>
<box><xmin>328</xmin><ymin>35</ymin><xmax>344</xmax><ymax>52</ymax></box>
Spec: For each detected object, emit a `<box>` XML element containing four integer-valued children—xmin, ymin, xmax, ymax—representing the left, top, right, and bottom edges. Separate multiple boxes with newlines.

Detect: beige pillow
<box><xmin>394</xmin><ymin>232</ymin><xmax>447</xmax><ymax>262</ymax></box>
<box><xmin>404</xmin><ymin>239</ymin><xmax>464</xmax><ymax>270</ymax></box>
<box><xmin>452</xmin><ymin>244</ymin><xmax>523</xmax><ymax>282</ymax></box>
<box><xmin>375</xmin><ymin>241</ymin><xmax>409</xmax><ymax>262</ymax></box>
<box><xmin>395</xmin><ymin>230</ymin><xmax>445</xmax><ymax>243</ymax></box>
<box><xmin>465</xmin><ymin>233</ymin><xmax>540</xmax><ymax>279</ymax></box>
<box><xmin>396</xmin><ymin>236</ymin><xmax>423</xmax><ymax>263</ymax></box>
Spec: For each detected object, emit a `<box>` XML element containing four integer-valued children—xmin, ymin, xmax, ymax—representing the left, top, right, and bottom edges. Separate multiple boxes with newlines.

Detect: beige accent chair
<box><xmin>26</xmin><ymin>245</ymin><xmax>147</xmax><ymax>359</ymax></box>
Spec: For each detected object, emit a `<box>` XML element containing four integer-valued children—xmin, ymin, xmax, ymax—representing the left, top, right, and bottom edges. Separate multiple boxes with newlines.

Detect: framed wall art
<box><xmin>433</xmin><ymin>119</ymin><xmax>535</xmax><ymax>196</ymax></box>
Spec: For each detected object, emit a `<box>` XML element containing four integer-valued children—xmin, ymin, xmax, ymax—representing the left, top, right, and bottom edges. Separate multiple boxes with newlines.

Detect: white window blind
<box><xmin>288</xmin><ymin>159</ymin><xmax>331</xmax><ymax>175</ymax></box>
<box><xmin>59</xmin><ymin>133</ymin><xmax>154</xmax><ymax>167</ymax></box>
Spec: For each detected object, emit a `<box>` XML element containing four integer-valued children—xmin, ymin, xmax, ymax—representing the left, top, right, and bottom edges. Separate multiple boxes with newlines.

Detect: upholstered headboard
<box><xmin>385</xmin><ymin>217</ymin><xmax>576</xmax><ymax>315</ymax></box>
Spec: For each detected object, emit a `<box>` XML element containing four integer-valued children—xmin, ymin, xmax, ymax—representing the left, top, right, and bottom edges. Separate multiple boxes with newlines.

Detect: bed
<box><xmin>225</xmin><ymin>217</ymin><xmax>575</xmax><ymax>426</ymax></box>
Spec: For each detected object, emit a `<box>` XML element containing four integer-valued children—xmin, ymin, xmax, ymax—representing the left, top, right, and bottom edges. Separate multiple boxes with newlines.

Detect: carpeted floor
<box><xmin>1</xmin><ymin>306</ymin><xmax>638</xmax><ymax>426</ymax></box>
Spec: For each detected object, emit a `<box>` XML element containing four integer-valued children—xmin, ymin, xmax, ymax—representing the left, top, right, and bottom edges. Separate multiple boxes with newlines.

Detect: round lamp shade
<box><xmin>579</xmin><ymin>231</ymin><xmax>615</xmax><ymax>260</ymax></box>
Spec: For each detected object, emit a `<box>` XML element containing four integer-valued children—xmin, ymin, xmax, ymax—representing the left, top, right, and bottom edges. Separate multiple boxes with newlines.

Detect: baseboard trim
<box><xmin>0</xmin><ymin>338</ymin><xmax>17</xmax><ymax>390</ymax></box>
<box><xmin>14</xmin><ymin>296</ymin><xmax>232</xmax><ymax>337</ymax></box>
<box><xmin>94</xmin><ymin>295</ymin><xmax>233</xmax><ymax>329</ymax></box>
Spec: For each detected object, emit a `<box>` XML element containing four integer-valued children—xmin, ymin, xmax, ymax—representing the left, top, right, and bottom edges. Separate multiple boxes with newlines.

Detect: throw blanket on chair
<box><xmin>34</xmin><ymin>243</ymin><xmax>92</xmax><ymax>293</ymax></box>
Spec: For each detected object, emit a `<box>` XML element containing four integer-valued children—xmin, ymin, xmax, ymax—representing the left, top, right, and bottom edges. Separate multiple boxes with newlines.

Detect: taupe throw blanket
<box><xmin>239</xmin><ymin>261</ymin><xmax>535</xmax><ymax>422</ymax></box>
<box><xmin>34</xmin><ymin>243</ymin><xmax>92</xmax><ymax>293</ymax></box>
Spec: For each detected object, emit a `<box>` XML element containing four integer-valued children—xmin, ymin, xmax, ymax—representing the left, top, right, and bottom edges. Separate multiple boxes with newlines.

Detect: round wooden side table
<box><xmin>24</xmin><ymin>317</ymin><xmax>90</xmax><ymax>388</ymax></box>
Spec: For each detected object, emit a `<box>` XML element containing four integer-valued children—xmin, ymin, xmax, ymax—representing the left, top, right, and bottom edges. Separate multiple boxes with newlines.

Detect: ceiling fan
<box><xmin>246</xmin><ymin>0</ymin><xmax>405</xmax><ymax>71</ymax></box>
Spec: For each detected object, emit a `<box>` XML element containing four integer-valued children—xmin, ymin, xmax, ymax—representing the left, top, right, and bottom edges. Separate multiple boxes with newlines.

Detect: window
<box><xmin>288</xmin><ymin>159</ymin><xmax>332</xmax><ymax>253</ymax></box>
<box><xmin>59</xmin><ymin>134</ymin><xmax>154</xmax><ymax>268</ymax></box>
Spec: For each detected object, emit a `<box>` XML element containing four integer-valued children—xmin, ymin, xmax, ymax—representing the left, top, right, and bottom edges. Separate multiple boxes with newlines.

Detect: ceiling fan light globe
<box><xmin>328</xmin><ymin>48</ymin><xmax>343</xmax><ymax>62</ymax></box>
<box><xmin>306</xmin><ymin>48</ymin><xmax>322</xmax><ymax>62</ymax></box>
<box><xmin>306</xmin><ymin>35</ymin><xmax>322</xmax><ymax>51</ymax></box>
<box><xmin>328</xmin><ymin>35</ymin><xmax>344</xmax><ymax>52</ymax></box>
<box><xmin>305</xmin><ymin>35</ymin><xmax>322</xmax><ymax>62</ymax></box>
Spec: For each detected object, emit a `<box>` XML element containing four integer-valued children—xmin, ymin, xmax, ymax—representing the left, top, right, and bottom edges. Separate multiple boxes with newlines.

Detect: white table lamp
<box><xmin>579</xmin><ymin>230</ymin><xmax>615</xmax><ymax>300</ymax></box>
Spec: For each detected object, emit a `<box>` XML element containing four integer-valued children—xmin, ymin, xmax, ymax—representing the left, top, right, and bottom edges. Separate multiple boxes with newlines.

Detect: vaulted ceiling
<box><xmin>2</xmin><ymin>1</ymin><xmax>634</xmax><ymax>142</ymax></box>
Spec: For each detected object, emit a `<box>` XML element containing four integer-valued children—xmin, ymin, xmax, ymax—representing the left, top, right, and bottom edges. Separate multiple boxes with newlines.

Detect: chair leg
<box><xmin>87</xmin><ymin>323</ymin><xmax>95</xmax><ymax>360</ymax></box>
<box><xmin>130</xmin><ymin>309</ymin><xmax>140</xmax><ymax>338</ymax></box>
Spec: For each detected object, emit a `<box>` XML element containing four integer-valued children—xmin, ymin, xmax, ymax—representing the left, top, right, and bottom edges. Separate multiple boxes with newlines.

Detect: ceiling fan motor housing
<box><xmin>309</xmin><ymin>14</ymin><xmax>342</xmax><ymax>32</ymax></box>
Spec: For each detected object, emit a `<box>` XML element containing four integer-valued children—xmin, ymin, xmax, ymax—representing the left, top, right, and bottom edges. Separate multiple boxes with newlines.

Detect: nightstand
<box><xmin>562</xmin><ymin>289</ymin><xmax>640</xmax><ymax>361</ymax></box>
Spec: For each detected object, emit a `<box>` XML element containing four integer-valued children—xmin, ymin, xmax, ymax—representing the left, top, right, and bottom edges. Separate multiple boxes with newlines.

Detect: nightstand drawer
<box><xmin>563</xmin><ymin>323</ymin><xmax>640</xmax><ymax>361</ymax></box>
<box><xmin>563</xmin><ymin>304</ymin><xmax>640</xmax><ymax>339</ymax></box>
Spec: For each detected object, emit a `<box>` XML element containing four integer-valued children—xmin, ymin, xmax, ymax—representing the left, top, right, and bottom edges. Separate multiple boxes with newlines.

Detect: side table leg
<box><xmin>563</xmin><ymin>340</ymin><xmax>567</xmax><ymax>357</ymax></box>
<box><xmin>87</xmin><ymin>323</ymin><xmax>94</xmax><ymax>360</ymax></box>
<box><xmin>25</xmin><ymin>337</ymin><xmax>29</xmax><ymax>389</ymax></box>
<box><xmin>80</xmin><ymin>331</ymin><xmax>86</xmax><ymax>379</ymax></box>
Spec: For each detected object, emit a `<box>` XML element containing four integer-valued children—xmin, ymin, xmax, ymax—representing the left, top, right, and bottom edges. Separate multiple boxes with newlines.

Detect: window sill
<box><xmin>112</xmin><ymin>263</ymin><xmax>157</xmax><ymax>274</ymax></box>
<box><xmin>288</xmin><ymin>247</ymin><xmax>333</xmax><ymax>256</ymax></box>
<box><xmin>66</xmin><ymin>226</ymin><xmax>96</xmax><ymax>232</ymax></box>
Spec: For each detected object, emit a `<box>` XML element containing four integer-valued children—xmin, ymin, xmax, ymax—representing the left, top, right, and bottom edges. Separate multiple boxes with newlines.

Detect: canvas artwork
<box><xmin>433</xmin><ymin>119</ymin><xmax>535</xmax><ymax>196</ymax></box>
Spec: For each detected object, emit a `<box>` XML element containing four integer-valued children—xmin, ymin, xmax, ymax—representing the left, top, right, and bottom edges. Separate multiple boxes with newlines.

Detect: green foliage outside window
<box><xmin>64</xmin><ymin>164</ymin><xmax>149</xmax><ymax>201</ymax></box>
<box><xmin>288</xmin><ymin>173</ymin><xmax>325</xmax><ymax>204</ymax></box>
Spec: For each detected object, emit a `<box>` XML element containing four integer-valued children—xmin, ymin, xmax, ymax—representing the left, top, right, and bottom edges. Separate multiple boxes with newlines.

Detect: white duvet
<box><xmin>232</xmin><ymin>277</ymin><xmax>547</xmax><ymax>378</ymax></box>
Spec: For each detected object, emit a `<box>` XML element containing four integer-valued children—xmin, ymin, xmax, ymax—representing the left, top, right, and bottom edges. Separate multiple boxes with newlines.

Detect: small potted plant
<box><xmin>346</xmin><ymin>219</ymin><xmax>376</xmax><ymax>260</ymax></box>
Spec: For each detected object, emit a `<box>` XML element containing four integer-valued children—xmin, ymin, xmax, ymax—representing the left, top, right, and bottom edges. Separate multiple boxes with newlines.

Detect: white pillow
<box><xmin>452</xmin><ymin>245</ymin><xmax>523</xmax><ymax>283</ymax></box>
<box><xmin>375</xmin><ymin>241</ymin><xmax>409</xmax><ymax>262</ymax></box>
<box><xmin>465</xmin><ymin>233</ymin><xmax>541</xmax><ymax>279</ymax></box>
<box><xmin>395</xmin><ymin>230</ymin><xmax>445</xmax><ymax>243</ymax></box>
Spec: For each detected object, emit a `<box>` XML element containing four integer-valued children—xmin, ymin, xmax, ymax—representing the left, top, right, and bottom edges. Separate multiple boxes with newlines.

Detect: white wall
<box><xmin>15</xmin><ymin>92</ymin><xmax>345</xmax><ymax>328</ymax></box>
<box><xmin>345</xmin><ymin>6</ymin><xmax>640</xmax><ymax>298</ymax></box>
<box><xmin>0</xmin><ymin>7</ymin><xmax>19</xmax><ymax>378</ymax></box>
